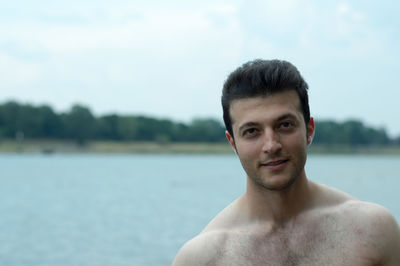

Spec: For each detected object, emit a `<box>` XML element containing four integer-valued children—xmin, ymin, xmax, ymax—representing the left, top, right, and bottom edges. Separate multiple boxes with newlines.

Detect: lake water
<box><xmin>0</xmin><ymin>154</ymin><xmax>399</xmax><ymax>266</ymax></box>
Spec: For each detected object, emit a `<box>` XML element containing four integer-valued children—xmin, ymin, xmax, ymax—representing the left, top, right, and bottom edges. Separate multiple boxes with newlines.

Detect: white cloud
<box><xmin>337</xmin><ymin>2</ymin><xmax>350</xmax><ymax>14</ymax></box>
<box><xmin>0</xmin><ymin>52</ymin><xmax>40</xmax><ymax>86</ymax></box>
<box><xmin>0</xmin><ymin>0</ymin><xmax>400</xmax><ymax>134</ymax></box>
<box><xmin>0</xmin><ymin>1</ymin><xmax>243</xmax><ymax>118</ymax></box>
<box><xmin>1</xmin><ymin>2</ymin><xmax>240</xmax><ymax>54</ymax></box>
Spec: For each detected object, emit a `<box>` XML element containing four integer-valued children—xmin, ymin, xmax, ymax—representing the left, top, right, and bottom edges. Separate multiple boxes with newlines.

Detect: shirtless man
<box><xmin>173</xmin><ymin>59</ymin><xmax>400</xmax><ymax>265</ymax></box>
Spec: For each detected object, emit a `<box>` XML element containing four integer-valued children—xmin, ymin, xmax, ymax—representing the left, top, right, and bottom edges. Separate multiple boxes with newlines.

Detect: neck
<box><xmin>241</xmin><ymin>171</ymin><xmax>315</xmax><ymax>226</ymax></box>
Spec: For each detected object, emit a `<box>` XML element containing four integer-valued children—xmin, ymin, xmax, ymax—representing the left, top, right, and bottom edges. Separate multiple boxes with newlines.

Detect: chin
<box><xmin>254</xmin><ymin>175</ymin><xmax>297</xmax><ymax>191</ymax></box>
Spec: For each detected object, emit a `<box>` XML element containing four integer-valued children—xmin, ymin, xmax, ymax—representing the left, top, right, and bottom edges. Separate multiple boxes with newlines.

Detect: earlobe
<box><xmin>225</xmin><ymin>131</ymin><xmax>237</xmax><ymax>154</ymax></box>
<box><xmin>308</xmin><ymin>135</ymin><xmax>313</xmax><ymax>145</ymax></box>
<box><xmin>307</xmin><ymin>117</ymin><xmax>315</xmax><ymax>145</ymax></box>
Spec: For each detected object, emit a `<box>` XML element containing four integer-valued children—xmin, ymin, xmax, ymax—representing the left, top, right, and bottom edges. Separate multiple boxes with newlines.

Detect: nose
<box><xmin>261</xmin><ymin>129</ymin><xmax>282</xmax><ymax>154</ymax></box>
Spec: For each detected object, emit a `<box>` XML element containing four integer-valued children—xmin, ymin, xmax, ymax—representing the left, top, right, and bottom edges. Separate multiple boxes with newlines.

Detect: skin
<box><xmin>173</xmin><ymin>90</ymin><xmax>400</xmax><ymax>266</ymax></box>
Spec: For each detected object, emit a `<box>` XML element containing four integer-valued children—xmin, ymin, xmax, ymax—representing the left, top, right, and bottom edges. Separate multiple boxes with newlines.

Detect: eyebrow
<box><xmin>238</xmin><ymin>122</ymin><xmax>260</xmax><ymax>133</ymax></box>
<box><xmin>237</xmin><ymin>113</ymin><xmax>299</xmax><ymax>133</ymax></box>
<box><xmin>276</xmin><ymin>113</ymin><xmax>299</xmax><ymax>122</ymax></box>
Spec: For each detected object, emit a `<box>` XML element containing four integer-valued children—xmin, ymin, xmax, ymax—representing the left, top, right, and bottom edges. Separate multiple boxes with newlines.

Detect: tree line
<box><xmin>0</xmin><ymin>101</ymin><xmax>398</xmax><ymax>146</ymax></box>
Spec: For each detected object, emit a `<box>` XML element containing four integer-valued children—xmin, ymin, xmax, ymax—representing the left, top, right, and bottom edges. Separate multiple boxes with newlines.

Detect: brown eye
<box><xmin>243</xmin><ymin>128</ymin><xmax>258</xmax><ymax>136</ymax></box>
<box><xmin>278</xmin><ymin>121</ymin><xmax>295</xmax><ymax>130</ymax></box>
<box><xmin>281</xmin><ymin>122</ymin><xmax>292</xmax><ymax>128</ymax></box>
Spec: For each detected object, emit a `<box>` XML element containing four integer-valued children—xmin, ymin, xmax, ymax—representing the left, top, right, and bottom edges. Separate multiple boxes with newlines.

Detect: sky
<box><xmin>1</xmin><ymin>0</ymin><xmax>400</xmax><ymax>136</ymax></box>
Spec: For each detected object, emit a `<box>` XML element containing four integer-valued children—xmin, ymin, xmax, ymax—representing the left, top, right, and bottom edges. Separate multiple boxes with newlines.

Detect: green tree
<box><xmin>0</xmin><ymin>101</ymin><xmax>21</xmax><ymax>138</ymax></box>
<box><xmin>97</xmin><ymin>114</ymin><xmax>121</xmax><ymax>140</ymax></box>
<box><xmin>314</xmin><ymin>119</ymin><xmax>389</xmax><ymax>146</ymax></box>
<box><xmin>186</xmin><ymin>118</ymin><xmax>225</xmax><ymax>142</ymax></box>
<box><xmin>62</xmin><ymin>104</ymin><xmax>96</xmax><ymax>144</ymax></box>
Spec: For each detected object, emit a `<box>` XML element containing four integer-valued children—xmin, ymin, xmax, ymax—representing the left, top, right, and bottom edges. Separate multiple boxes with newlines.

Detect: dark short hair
<box><xmin>221</xmin><ymin>59</ymin><xmax>310</xmax><ymax>138</ymax></box>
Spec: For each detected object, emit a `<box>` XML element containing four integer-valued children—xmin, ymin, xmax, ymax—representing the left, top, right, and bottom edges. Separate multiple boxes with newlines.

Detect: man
<box><xmin>173</xmin><ymin>59</ymin><xmax>400</xmax><ymax>265</ymax></box>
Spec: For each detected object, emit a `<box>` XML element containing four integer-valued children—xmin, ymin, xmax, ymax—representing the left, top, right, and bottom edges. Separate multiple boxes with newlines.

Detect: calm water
<box><xmin>0</xmin><ymin>154</ymin><xmax>399</xmax><ymax>266</ymax></box>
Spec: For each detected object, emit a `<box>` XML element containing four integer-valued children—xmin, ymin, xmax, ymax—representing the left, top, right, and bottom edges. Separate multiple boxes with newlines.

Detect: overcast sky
<box><xmin>1</xmin><ymin>0</ymin><xmax>399</xmax><ymax>136</ymax></box>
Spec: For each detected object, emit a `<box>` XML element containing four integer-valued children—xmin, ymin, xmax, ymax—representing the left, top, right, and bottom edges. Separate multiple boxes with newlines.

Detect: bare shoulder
<box><xmin>317</xmin><ymin>183</ymin><xmax>400</xmax><ymax>265</ymax></box>
<box><xmin>340</xmin><ymin>200</ymin><xmax>400</xmax><ymax>264</ymax></box>
<box><xmin>173</xmin><ymin>199</ymin><xmax>242</xmax><ymax>266</ymax></box>
<box><xmin>317</xmin><ymin>183</ymin><xmax>400</xmax><ymax>241</ymax></box>
<box><xmin>337</xmin><ymin>199</ymin><xmax>398</xmax><ymax>232</ymax></box>
<box><xmin>172</xmin><ymin>229</ymin><xmax>228</xmax><ymax>266</ymax></box>
<box><xmin>343</xmin><ymin>200</ymin><xmax>399</xmax><ymax>237</ymax></box>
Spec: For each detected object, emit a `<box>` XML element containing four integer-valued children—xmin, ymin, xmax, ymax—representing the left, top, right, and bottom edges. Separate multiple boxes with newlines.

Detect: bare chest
<box><xmin>212</xmin><ymin>224</ymin><xmax>378</xmax><ymax>266</ymax></box>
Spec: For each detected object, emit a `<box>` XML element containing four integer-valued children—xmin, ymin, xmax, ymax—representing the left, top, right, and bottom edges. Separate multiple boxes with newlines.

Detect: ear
<box><xmin>225</xmin><ymin>130</ymin><xmax>237</xmax><ymax>154</ymax></box>
<box><xmin>306</xmin><ymin>117</ymin><xmax>315</xmax><ymax>145</ymax></box>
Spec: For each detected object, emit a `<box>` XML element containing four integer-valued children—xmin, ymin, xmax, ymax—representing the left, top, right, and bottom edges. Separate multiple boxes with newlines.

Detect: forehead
<box><xmin>229</xmin><ymin>90</ymin><xmax>303</xmax><ymax>127</ymax></box>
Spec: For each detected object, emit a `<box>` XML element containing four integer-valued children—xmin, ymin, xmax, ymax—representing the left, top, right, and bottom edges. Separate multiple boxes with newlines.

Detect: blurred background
<box><xmin>0</xmin><ymin>0</ymin><xmax>399</xmax><ymax>265</ymax></box>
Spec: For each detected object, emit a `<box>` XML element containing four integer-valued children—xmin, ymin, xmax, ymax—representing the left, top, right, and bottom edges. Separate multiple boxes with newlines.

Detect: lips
<box><xmin>260</xmin><ymin>159</ymin><xmax>289</xmax><ymax>168</ymax></box>
<box><xmin>265</xmin><ymin>159</ymin><xmax>288</xmax><ymax>166</ymax></box>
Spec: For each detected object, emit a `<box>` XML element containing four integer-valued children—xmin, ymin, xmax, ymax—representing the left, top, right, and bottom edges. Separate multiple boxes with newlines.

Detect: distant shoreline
<box><xmin>1</xmin><ymin>140</ymin><xmax>400</xmax><ymax>155</ymax></box>
<box><xmin>0</xmin><ymin>140</ymin><xmax>233</xmax><ymax>154</ymax></box>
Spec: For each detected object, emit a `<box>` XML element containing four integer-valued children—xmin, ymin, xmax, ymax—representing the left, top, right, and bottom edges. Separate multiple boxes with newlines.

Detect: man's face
<box><xmin>226</xmin><ymin>90</ymin><xmax>314</xmax><ymax>191</ymax></box>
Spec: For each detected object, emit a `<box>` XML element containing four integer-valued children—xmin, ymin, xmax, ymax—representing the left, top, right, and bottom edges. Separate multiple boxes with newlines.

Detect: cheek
<box><xmin>282</xmin><ymin>133</ymin><xmax>308</xmax><ymax>152</ymax></box>
<box><xmin>236</xmin><ymin>140</ymin><xmax>260</xmax><ymax>157</ymax></box>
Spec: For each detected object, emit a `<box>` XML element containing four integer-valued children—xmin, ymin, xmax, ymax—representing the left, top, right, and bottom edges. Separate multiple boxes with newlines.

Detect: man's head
<box><xmin>221</xmin><ymin>59</ymin><xmax>313</xmax><ymax>191</ymax></box>
<box><xmin>221</xmin><ymin>59</ymin><xmax>310</xmax><ymax>139</ymax></box>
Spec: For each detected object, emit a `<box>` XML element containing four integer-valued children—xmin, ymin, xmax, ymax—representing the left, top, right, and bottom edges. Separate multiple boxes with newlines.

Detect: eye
<box><xmin>281</xmin><ymin>121</ymin><xmax>293</xmax><ymax>128</ymax></box>
<box><xmin>278</xmin><ymin>121</ymin><xmax>295</xmax><ymax>130</ymax></box>
<box><xmin>242</xmin><ymin>128</ymin><xmax>259</xmax><ymax>137</ymax></box>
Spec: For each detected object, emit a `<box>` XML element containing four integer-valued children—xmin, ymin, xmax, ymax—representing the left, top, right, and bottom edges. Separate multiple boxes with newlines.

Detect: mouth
<box><xmin>260</xmin><ymin>159</ymin><xmax>289</xmax><ymax>170</ymax></box>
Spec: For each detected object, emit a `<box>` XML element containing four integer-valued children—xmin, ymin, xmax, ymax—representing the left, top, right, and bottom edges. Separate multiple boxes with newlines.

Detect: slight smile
<box><xmin>259</xmin><ymin>159</ymin><xmax>289</xmax><ymax>170</ymax></box>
